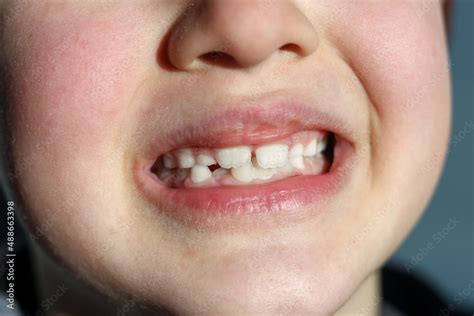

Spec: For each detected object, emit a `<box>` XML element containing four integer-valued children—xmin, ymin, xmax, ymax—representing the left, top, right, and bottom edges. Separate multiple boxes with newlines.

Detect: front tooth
<box><xmin>212</xmin><ymin>168</ymin><xmax>228</xmax><ymax>177</ymax></box>
<box><xmin>163</xmin><ymin>153</ymin><xmax>177</xmax><ymax>169</ymax></box>
<box><xmin>196</xmin><ymin>153</ymin><xmax>216</xmax><ymax>166</ymax></box>
<box><xmin>231</xmin><ymin>162</ymin><xmax>254</xmax><ymax>183</ymax></box>
<box><xmin>255</xmin><ymin>144</ymin><xmax>289</xmax><ymax>169</ymax></box>
<box><xmin>176</xmin><ymin>149</ymin><xmax>195</xmax><ymax>168</ymax></box>
<box><xmin>289</xmin><ymin>156</ymin><xmax>305</xmax><ymax>170</ymax></box>
<box><xmin>190</xmin><ymin>165</ymin><xmax>212</xmax><ymax>183</ymax></box>
<box><xmin>215</xmin><ymin>146</ymin><xmax>251</xmax><ymax>169</ymax></box>
<box><xmin>303</xmin><ymin>139</ymin><xmax>317</xmax><ymax>157</ymax></box>
<box><xmin>252</xmin><ymin>158</ymin><xmax>274</xmax><ymax>180</ymax></box>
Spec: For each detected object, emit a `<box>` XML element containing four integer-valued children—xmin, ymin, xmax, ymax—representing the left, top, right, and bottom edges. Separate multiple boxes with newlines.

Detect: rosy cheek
<box><xmin>9</xmin><ymin>16</ymin><xmax>143</xmax><ymax>164</ymax></box>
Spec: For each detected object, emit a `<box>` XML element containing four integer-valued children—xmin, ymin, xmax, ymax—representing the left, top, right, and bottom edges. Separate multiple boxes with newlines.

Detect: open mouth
<box><xmin>151</xmin><ymin>130</ymin><xmax>335</xmax><ymax>188</ymax></box>
<box><xmin>134</xmin><ymin>98</ymin><xmax>355</xmax><ymax>226</ymax></box>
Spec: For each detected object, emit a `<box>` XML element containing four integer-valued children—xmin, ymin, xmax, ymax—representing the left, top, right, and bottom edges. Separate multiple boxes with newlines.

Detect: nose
<box><xmin>167</xmin><ymin>0</ymin><xmax>319</xmax><ymax>70</ymax></box>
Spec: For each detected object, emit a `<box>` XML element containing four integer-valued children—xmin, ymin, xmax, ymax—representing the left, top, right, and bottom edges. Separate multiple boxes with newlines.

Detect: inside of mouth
<box><xmin>151</xmin><ymin>130</ymin><xmax>336</xmax><ymax>189</ymax></box>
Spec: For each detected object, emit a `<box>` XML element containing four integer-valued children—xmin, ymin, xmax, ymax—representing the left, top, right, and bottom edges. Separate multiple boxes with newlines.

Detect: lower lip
<box><xmin>134</xmin><ymin>142</ymin><xmax>353</xmax><ymax>226</ymax></box>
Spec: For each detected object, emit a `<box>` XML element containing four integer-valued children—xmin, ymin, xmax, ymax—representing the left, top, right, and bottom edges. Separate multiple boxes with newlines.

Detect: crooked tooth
<box><xmin>289</xmin><ymin>143</ymin><xmax>304</xmax><ymax>157</ymax></box>
<box><xmin>163</xmin><ymin>153</ymin><xmax>177</xmax><ymax>169</ymax></box>
<box><xmin>215</xmin><ymin>146</ymin><xmax>251</xmax><ymax>169</ymax></box>
<box><xmin>190</xmin><ymin>165</ymin><xmax>212</xmax><ymax>183</ymax></box>
<box><xmin>176</xmin><ymin>149</ymin><xmax>195</xmax><ymax>168</ymax></box>
<box><xmin>289</xmin><ymin>156</ymin><xmax>305</xmax><ymax>170</ymax></box>
<box><xmin>303</xmin><ymin>139</ymin><xmax>317</xmax><ymax>157</ymax></box>
<box><xmin>230</xmin><ymin>162</ymin><xmax>254</xmax><ymax>183</ymax></box>
<box><xmin>196</xmin><ymin>153</ymin><xmax>216</xmax><ymax>166</ymax></box>
<box><xmin>251</xmin><ymin>158</ymin><xmax>274</xmax><ymax>180</ymax></box>
<box><xmin>255</xmin><ymin>144</ymin><xmax>289</xmax><ymax>169</ymax></box>
<box><xmin>212</xmin><ymin>168</ymin><xmax>228</xmax><ymax>177</ymax></box>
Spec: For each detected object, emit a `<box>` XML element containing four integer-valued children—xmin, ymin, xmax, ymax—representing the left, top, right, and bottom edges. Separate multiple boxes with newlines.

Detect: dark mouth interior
<box><xmin>151</xmin><ymin>132</ymin><xmax>337</xmax><ymax>185</ymax></box>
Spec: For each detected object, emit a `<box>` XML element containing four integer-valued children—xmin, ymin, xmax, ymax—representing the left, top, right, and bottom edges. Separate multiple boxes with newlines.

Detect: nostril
<box><xmin>198</xmin><ymin>51</ymin><xmax>239</xmax><ymax>68</ymax></box>
<box><xmin>279</xmin><ymin>43</ymin><xmax>303</xmax><ymax>55</ymax></box>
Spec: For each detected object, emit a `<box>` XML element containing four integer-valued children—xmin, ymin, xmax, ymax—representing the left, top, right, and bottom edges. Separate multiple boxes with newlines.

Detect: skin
<box><xmin>0</xmin><ymin>0</ymin><xmax>450</xmax><ymax>315</ymax></box>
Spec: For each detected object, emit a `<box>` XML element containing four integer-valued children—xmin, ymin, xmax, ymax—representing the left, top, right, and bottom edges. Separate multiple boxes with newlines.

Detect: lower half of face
<box><xmin>2</xmin><ymin>0</ymin><xmax>450</xmax><ymax>314</ymax></box>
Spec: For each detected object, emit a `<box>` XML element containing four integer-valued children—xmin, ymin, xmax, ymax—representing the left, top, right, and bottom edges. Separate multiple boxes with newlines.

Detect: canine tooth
<box><xmin>190</xmin><ymin>165</ymin><xmax>212</xmax><ymax>183</ymax></box>
<box><xmin>163</xmin><ymin>153</ymin><xmax>177</xmax><ymax>169</ymax></box>
<box><xmin>289</xmin><ymin>144</ymin><xmax>304</xmax><ymax>157</ymax></box>
<box><xmin>289</xmin><ymin>156</ymin><xmax>305</xmax><ymax>170</ymax></box>
<box><xmin>303</xmin><ymin>139</ymin><xmax>317</xmax><ymax>157</ymax></box>
<box><xmin>176</xmin><ymin>149</ymin><xmax>195</xmax><ymax>168</ymax></box>
<box><xmin>196</xmin><ymin>153</ymin><xmax>216</xmax><ymax>166</ymax></box>
<box><xmin>215</xmin><ymin>146</ymin><xmax>251</xmax><ymax>169</ymax></box>
<box><xmin>230</xmin><ymin>162</ymin><xmax>254</xmax><ymax>183</ymax></box>
<box><xmin>255</xmin><ymin>144</ymin><xmax>289</xmax><ymax>169</ymax></box>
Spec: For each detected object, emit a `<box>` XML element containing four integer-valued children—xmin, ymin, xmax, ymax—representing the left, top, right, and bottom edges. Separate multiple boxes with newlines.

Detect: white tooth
<box><xmin>303</xmin><ymin>139</ymin><xmax>317</xmax><ymax>157</ymax></box>
<box><xmin>190</xmin><ymin>165</ymin><xmax>212</xmax><ymax>183</ymax></box>
<box><xmin>176</xmin><ymin>149</ymin><xmax>195</xmax><ymax>168</ymax></box>
<box><xmin>289</xmin><ymin>143</ymin><xmax>304</xmax><ymax>157</ymax></box>
<box><xmin>212</xmin><ymin>168</ymin><xmax>228</xmax><ymax>177</ymax></box>
<box><xmin>255</xmin><ymin>144</ymin><xmax>289</xmax><ymax>169</ymax></box>
<box><xmin>289</xmin><ymin>156</ymin><xmax>305</xmax><ymax>170</ymax></box>
<box><xmin>252</xmin><ymin>158</ymin><xmax>274</xmax><ymax>180</ymax></box>
<box><xmin>215</xmin><ymin>146</ymin><xmax>251</xmax><ymax>169</ymax></box>
<box><xmin>196</xmin><ymin>153</ymin><xmax>216</xmax><ymax>166</ymax></box>
<box><xmin>279</xmin><ymin>161</ymin><xmax>295</xmax><ymax>173</ymax></box>
<box><xmin>318</xmin><ymin>138</ymin><xmax>327</xmax><ymax>153</ymax></box>
<box><xmin>231</xmin><ymin>162</ymin><xmax>254</xmax><ymax>183</ymax></box>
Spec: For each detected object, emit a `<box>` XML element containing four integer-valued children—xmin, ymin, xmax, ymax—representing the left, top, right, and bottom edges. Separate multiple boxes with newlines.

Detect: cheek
<box><xmin>5</xmin><ymin>12</ymin><xmax>153</xmax><ymax>240</ymax></box>
<box><xmin>7</xmin><ymin>11</ymin><xmax>150</xmax><ymax>174</ymax></box>
<box><xmin>319</xmin><ymin>1</ymin><xmax>451</xmax><ymax>253</ymax></box>
<box><xmin>332</xmin><ymin>1</ymin><xmax>451</xmax><ymax>177</ymax></box>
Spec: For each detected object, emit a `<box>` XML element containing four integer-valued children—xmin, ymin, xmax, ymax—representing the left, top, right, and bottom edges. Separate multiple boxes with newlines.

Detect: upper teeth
<box><xmin>159</xmin><ymin>134</ymin><xmax>327</xmax><ymax>184</ymax></box>
<box><xmin>215</xmin><ymin>146</ymin><xmax>252</xmax><ymax>169</ymax></box>
<box><xmin>196</xmin><ymin>153</ymin><xmax>216</xmax><ymax>166</ymax></box>
<box><xmin>255</xmin><ymin>144</ymin><xmax>289</xmax><ymax>169</ymax></box>
<box><xmin>303</xmin><ymin>139</ymin><xmax>317</xmax><ymax>156</ymax></box>
<box><xmin>176</xmin><ymin>149</ymin><xmax>195</xmax><ymax>168</ymax></box>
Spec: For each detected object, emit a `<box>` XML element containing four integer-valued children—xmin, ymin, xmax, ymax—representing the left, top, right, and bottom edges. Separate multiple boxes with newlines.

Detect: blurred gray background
<box><xmin>388</xmin><ymin>0</ymin><xmax>474</xmax><ymax>311</ymax></box>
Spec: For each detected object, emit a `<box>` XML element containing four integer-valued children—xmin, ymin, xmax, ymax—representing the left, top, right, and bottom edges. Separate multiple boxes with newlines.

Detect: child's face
<box><xmin>2</xmin><ymin>0</ymin><xmax>450</xmax><ymax>314</ymax></box>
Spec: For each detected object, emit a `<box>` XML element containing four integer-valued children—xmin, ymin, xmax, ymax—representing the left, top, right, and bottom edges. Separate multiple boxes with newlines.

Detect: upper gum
<box><xmin>167</xmin><ymin>130</ymin><xmax>326</xmax><ymax>158</ymax></box>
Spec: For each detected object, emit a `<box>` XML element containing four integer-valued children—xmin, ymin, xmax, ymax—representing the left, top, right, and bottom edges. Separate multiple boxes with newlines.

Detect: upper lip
<box><xmin>139</xmin><ymin>93</ymin><xmax>357</xmax><ymax>165</ymax></box>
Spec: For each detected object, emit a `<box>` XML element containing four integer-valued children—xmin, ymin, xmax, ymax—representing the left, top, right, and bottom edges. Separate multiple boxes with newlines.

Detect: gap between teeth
<box><xmin>157</xmin><ymin>134</ymin><xmax>328</xmax><ymax>186</ymax></box>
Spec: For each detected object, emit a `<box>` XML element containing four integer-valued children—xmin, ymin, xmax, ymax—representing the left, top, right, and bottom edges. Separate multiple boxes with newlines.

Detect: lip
<box><xmin>133</xmin><ymin>95</ymin><xmax>356</xmax><ymax>228</ymax></box>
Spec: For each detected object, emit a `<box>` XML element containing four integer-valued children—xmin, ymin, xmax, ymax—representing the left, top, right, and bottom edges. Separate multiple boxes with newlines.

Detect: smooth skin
<box><xmin>1</xmin><ymin>0</ymin><xmax>450</xmax><ymax>315</ymax></box>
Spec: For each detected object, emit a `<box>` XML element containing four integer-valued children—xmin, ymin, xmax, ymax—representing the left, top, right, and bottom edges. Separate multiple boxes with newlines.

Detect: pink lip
<box><xmin>133</xmin><ymin>96</ymin><xmax>356</xmax><ymax>227</ymax></box>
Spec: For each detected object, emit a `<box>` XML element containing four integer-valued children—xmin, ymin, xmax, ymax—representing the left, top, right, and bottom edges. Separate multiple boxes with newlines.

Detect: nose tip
<box><xmin>167</xmin><ymin>0</ymin><xmax>319</xmax><ymax>70</ymax></box>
